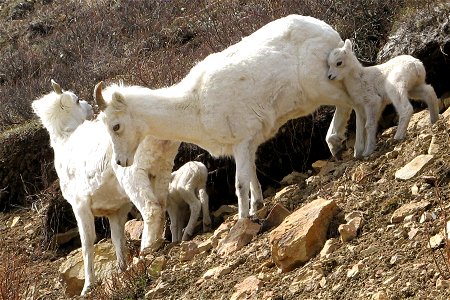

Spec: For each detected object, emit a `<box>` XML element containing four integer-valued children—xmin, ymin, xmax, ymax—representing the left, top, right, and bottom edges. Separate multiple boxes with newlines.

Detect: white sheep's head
<box><xmin>32</xmin><ymin>80</ymin><xmax>94</xmax><ymax>141</ymax></box>
<box><xmin>327</xmin><ymin>39</ymin><xmax>353</xmax><ymax>81</ymax></box>
<box><xmin>95</xmin><ymin>81</ymin><xmax>141</xmax><ymax>167</ymax></box>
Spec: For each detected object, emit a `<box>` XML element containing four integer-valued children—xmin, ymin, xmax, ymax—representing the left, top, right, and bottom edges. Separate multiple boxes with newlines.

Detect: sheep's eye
<box><xmin>336</xmin><ymin>61</ymin><xmax>342</xmax><ymax>67</ymax></box>
<box><xmin>76</xmin><ymin>98</ymin><xmax>80</xmax><ymax>104</ymax></box>
<box><xmin>113</xmin><ymin>124</ymin><xmax>120</xmax><ymax>132</ymax></box>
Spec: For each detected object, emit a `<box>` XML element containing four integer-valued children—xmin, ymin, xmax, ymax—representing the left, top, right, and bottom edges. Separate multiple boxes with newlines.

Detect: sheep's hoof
<box><xmin>203</xmin><ymin>223</ymin><xmax>212</xmax><ymax>232</ymax></box>
<box><xmin>393</xmin><ymin>133</ymin><xmax>406</xmax><ymax>141</ymax></box>
<box><xmin>140</xmin><ymin>239</ymin><xmax>164</xmax><ymax>256</ymax></box>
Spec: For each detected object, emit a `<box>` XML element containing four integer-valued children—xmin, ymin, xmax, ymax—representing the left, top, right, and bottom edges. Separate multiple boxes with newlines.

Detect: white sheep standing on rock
<box><xmin>167</xmin><ymin>161</ymin><xmax>211</xmax><ymax>242</ymax></box>
<box><xmin>94</xmin><ymin>15</ymin><xmax>362</xmax><ymax>220</ymax></box>
<box><xmin>32</xmin><ymin>80</ymin><xmax>179</xmax><ymax>295</ymax></box>
<box><xmin>327</xmin><ymin>39</ymin><xmax>440</xmax><ymax>157</ymax></box>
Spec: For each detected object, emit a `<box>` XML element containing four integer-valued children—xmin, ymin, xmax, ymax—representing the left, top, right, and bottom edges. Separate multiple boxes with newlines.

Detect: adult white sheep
<box><xmin>327</xmin><ymin>39</ymin><xmax>440</xmax><ymax>157</ymax></box>
<box><xmin>167</xmin><ymin>161</ymin><xmax>211</xmax><ymax>242</ymax></box>
<box><xmin>32</xmin><ymin>80</ymin><xmax>179</xmax><ymax>295</ymax></box>
<box><xmin>94</xmin><ymin>15</ymin><xmax>360</xmax><ymax>219</ymax></box>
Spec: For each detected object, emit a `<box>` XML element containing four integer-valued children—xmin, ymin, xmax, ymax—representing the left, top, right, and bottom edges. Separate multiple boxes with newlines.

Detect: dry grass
<box><xmin>0</xmin><ymin>0</ymin><xmax>405</xmax><ymax>129</ymax></box>
<box><xmin>0</xmin><ymin>249</ymin><xmax>36</xmax><ymax>300</ymax></box>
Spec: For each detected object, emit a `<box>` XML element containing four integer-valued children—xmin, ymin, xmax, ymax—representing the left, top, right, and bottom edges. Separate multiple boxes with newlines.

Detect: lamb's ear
<box><xmin>344</xmin><ymin>39</ymin><xmax>352</xmax><ymax>52</ymax></box>
<box><xmin>51</xmin><ymin>79</ymin><xmax>63</xmax><ymax>95</ymax></box>
<box><xmin>111</xmin><ymin>92</ymin><xmax>127</xmax><ymax>111</ymax></box>
<box><xmin>94</xmin><ymin>81</ymin><xmax>107</xmax><ymax>111</ymax></box>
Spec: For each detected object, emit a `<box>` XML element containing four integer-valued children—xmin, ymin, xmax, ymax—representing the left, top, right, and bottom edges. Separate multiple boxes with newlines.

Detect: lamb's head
<box><xmin>95</xmin><ymin>81</ymin><xmax>142</xmax><ymax>167</ymax></box>
<box><xmin>32</xmin><ymin>80</ymin><xmax>94</xmax><ymax>141</ymax></box>
<box><xmin>327</xmin><ymin>39</ymin><xmax>354</xmax><ymax>81</ymax></box>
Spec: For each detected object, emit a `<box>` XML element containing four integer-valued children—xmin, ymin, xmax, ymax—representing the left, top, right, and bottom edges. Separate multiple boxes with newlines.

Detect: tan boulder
<box><xmin>59</xmin><ymin>241</ymin><xmax>117</xmax><ymax>296</ymax></box>
<box><xmin>270</xmin><ymin>198</ymin><xmax>340</xmax><ymax>271</ymax></box>
<box><xmin>390</xmin><ymin>200</ymin><xmax>431</xmax><ymax>223</ymax></box>
<box><xmin>261</xmin><ymin>203</ymin><xmax>291</xmax><ymax>232</ymax></box>
<box><xmin>394</xmin><ymin>154</ymin><xmax>434</xmax><ymax>180</ymax></box>
<box><xmin>230</xmin><ymin>275</ymin><xmax>262</xmax><ymax>300</ymax></box>
<box><xmin>216</xmin><ymin>218</ymin><xmax>261</xmax><ymax>257</ymax></box>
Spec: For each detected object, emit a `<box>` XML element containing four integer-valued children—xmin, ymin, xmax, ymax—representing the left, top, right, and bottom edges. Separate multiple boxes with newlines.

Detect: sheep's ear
<box><xmin>111</xmin><ymin>92</ymin><xmax>127</xmax><ymax>111</ymax></box>
<box><xmin>344</xmin><ymin>39</ymin><xmax>352</xmax><ymax>51</ymax></box>
<box><xmin>94</xmin><ymin>81</ymin><xmax>107</xmax><ymax>111</ymax></box>
<box><xmin>338</xmin><ymin>40</ymin><xmax>345</xmax><ymax>48</ymax></box>
<box><xmin>51</xmin><ymin>79</ymin><xmax>63</xmax><ymax>95</ymax></box>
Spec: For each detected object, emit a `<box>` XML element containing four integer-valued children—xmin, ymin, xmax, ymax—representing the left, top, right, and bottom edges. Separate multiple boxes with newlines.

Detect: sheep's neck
<box><xmin>342</xmin><ymin>62</ymin><xmax>365</xmax><ymax>97</ymax></box>
<box><xmin>130</xmin><ymin>88</ymin><xmax>203</xmax><ymax>143</ymax></box>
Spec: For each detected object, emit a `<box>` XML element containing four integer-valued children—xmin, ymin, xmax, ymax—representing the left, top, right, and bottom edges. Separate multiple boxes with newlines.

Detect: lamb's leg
<box><xmin>181</xmin><ymin>188</ymin><xmax>202</xmax><ymax>241</ymax></box>
<box><xmin>198</xmin><ymin>188</ymin><xmax>211</xmax><ymax>232</ymax></box>
<box><xmin>409</xmin><ymin>84</ymin><xmax>440</xmax><ymax>124</ymax></box>
<box><xmin>108</xmin><ymin>204</ymin><xmax>131</xmax><ymax>271</ymax></box>
<box><xmin>167</xmin><ymin>201</ymin><xmax>181</xmax><ymax>242</ymax></box>
<box><xmin>389</xmin><ymin>87</ymin><xmax>414</xmax><ymax>140</ymax></box>
<box><xmin>233</xmin><ymin>138</ymin><xmax>257</xmax><ymax>219</ymax></box>
<box><xmin>326</xmin><ymin>105</ymin><xmax>352</xmax><ymax>159</ymax></box>
<box><xmin>353</xmin><ymin>105</ymin><xmax>367</xmax><ymax>159</ymax></box>
<box><xmin>363</xmin><ymin>98</ymin><xmax>383</xmax><ymax>157</ymax></box>
<box><xmin>72</xmin><ymin>204</ymin><xmax>96</xmax><ymax>296</ymax></box>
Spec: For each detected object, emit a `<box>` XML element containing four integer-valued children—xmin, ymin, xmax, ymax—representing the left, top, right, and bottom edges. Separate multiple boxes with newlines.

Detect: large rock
<box><xmin>390</xmin><ymin>200</ymin><xmax>431</xmax><ymax>224</ymax></box>
<box><xmin>59</xmin><ymin>241</ymin><xmax>117</xmax><ymax>296</ymax></box>
<box><xmin>394</xmin><ymin>155</ymin><xmax>434</xmax><ymax>180</ymax></box>
<box><xmin>216</xmin><ymin>218</ymin><xmax>261</xmax><ymax>256</ymax></box>
<box><xmin>270</xmin><ymin>198</ymin><xmax>340</xmax><ymax>271</ymax></box>
<box><xmin>230</xmin><ymin>275</ymin><xmax>262</xmax><ymax>300</ymax></box>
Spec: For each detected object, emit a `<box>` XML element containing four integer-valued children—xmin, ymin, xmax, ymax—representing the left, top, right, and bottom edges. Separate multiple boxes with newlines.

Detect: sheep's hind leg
<box><xmin>198</xmin><ymin>187</ymin><xmax>211</xmax><ymax>232</ymax></box>
<box><xmin>233</xmin><ymin>138</ymin><xmax>258</xmax><ymax>219</ymax></box>
<box><xmin>250</xmin><ymin>176</ymin><xmax>263</xmax><ymax>216</ymax></box>
<box><xmin>108</xmin><ymin>203</ymin><xmax>132</xmax><ymax>271</ymax></box>
<box><xmin>390</xmin><ymin>88</ymin><xmax>413</xmax><ymax>140</ymax></box>
<box><xmin>409</xmin><ymin>84</ymin><xmax>439</xmax><ymax>124</ymax></box>
<box><xmin>180</xmin><ymin>188</ymin><xmax>202</xmax><ymax>241</ymax></box>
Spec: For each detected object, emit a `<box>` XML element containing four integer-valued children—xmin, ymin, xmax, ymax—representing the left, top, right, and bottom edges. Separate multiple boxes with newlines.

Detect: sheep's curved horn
<box><xmin>51</xmin><ymin>79</ymin><xmax>62</xmax><ymax>94</ymax></box>
<box><xmin>94</xmin><ymin>81</ymin><xmax>107</xmax><ymax>111</ymax></box>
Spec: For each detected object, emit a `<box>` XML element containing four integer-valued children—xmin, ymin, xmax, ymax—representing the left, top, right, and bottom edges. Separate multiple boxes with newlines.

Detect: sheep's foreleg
<box><xmin>326</xmin><ymin>105</ymin><xmax>352</xmax><ymax>159</ymax></box>
<box><xmin>353</xmin><ymin>105</ymin><xmax>367</xmax><ymax>159</ymax></box>
<box><xmin>363</xmin><ymin>98</ymin><xmax>382</xmax><ymax>157</ymax></box>
<box><xmin>73</xmin><ymin>204</ymin><xmax>96</xmax><ymax>296</ymax></box>
<box><xmin>233</xmin><ymin>138</ymin><xmax>258</xmax><ymax>219</ymax></box>
<box><xmin>167</xmin><ymin>200</ymin><xmax>182</xmax><ymax>242</ymax></box>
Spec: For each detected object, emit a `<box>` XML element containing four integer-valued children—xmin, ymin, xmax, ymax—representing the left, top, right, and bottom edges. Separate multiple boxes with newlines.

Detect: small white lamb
<box><xmin>167</xmin><ymin>161</ymin><xmax>211</xmax><ymax>242</ymax></box>
<box><xmin>327</xmin><ymin>39</ymin><xmax>440</xmax><ymax>157</ymax></box>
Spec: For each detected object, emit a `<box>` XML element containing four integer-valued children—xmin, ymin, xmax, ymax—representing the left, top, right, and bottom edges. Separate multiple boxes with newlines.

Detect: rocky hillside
<box><xmin>0</xmin><ymin>1</ymin><xmax>450</xmax><ymax>299</ymax></box>
<box><xmin>2</xmin><ymin>99</ymin><xmax>449</xmax><ymax>300</ymax></box>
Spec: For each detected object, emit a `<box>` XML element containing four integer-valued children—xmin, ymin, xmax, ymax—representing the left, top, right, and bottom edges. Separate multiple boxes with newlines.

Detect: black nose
<box><xmin>117</xmin><ymin>160</ymin><xmax>121</xmax><ymax>166</ymax></box>
<box><xmin>328</xmin><ymin>74</ymin><xmax>332</xmax><ymax>79</ymax></box>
